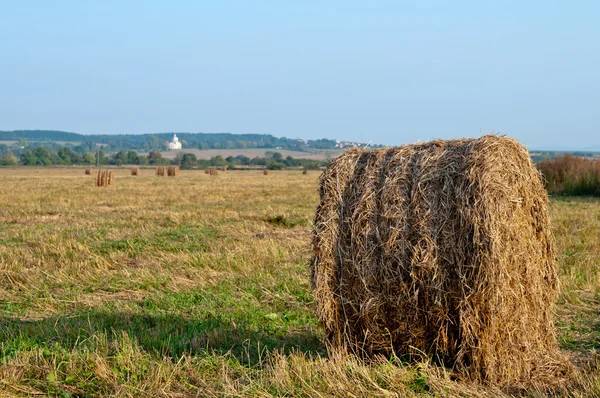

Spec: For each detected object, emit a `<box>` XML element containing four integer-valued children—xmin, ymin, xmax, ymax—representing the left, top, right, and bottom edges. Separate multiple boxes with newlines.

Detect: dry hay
<box><xmin>204</xmin><ymin>169</ymin><xmax>210</xmax><ymax>174</ymax></box>
<box><xmin>131</xmin><ymin>167</ymin><xmax>140</xmax><ymax>176</ymax></box>
<box><xmin>311</xmin><ymin>135</ymin><xmax>572</xmax><ymax>387</ymax></box>
<box><xmin>209</xmin><ymin>168</ymin><xmax>218</xmax><ymax>176</ymax></box>
<box><xmin>303</xmin><ymin>169</ymin><xmax>308</xmax><ymax>175</ymax></box>
<box><xmin>167</xmin><ymin>166</ymin><xmax>180</xmax><ymax>176</ymax></box>
<box><xmin>84</xmin><ymin>168</ymin><xmax>92</xmax><ymax>175</ymax></box>
<box><xmin>263</xmin><ymin>169</ymin><xmax>270</xmax><ymax>175</ymax></box>
<box><xmin>220</xmin><ymin>165</ymin><xmax>228</xmax><ymax>171</ymax></box>
<box><xmin>156</xmin><ymin>166</ymin><xmax>166</xmax><ymax>176</ymax></box>
<box><xmin>95</xmin><ymin>170</ymin><xmax>114</xmax><ymax>187</ymax></box>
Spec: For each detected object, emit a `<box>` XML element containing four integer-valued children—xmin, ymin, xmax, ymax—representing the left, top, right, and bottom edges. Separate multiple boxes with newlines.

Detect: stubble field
<box><xmin>1</xmin><ymin>168</ymin><xmax>600</xmax><ymax>397</ymax></box>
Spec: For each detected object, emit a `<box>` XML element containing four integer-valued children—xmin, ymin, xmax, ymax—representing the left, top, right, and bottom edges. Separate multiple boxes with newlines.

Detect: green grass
<box><xmin>1</xmin><ymin>168</ymin><xmax>600</xmax><ymax>396</ymax></box>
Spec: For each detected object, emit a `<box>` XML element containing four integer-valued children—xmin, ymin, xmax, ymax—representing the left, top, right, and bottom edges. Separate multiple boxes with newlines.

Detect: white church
<box><xmin>168</xmin><ymin>134</ymin><xmax>182</xmax><ymax>150</ymax></box>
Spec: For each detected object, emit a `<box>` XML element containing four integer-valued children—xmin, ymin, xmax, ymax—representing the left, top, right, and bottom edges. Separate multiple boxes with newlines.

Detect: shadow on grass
<box><xmin>0</xmin><ymin>310</ymin><xmax>326</xmax><ymax>367</ymax></box>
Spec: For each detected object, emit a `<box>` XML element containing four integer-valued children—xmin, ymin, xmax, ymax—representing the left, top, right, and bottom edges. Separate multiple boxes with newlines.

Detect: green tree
<box><xmin>148</xmin><ymin>151</ymin><xmax>162</xmax><ymax>165</ymax></box>
<box><xmin>127</xmin><ymin>150</ymin><xmax>139</xmax><ymax>164</ymax></box>
<box><xmin>180</xmin><ymin>153</ymin><xmax>197</xmax><ymax>169</ymax></box>
<box><xmin>83</xmin><ymin>152</ymin><xmax>96</xmax><ymax>164</ymax></box>
<box><xmin>209</xmin><ymin>155</ymin><xmax>227</xmax><ymax>167</ymax></box>
<box><xmin>114</xmin><ymin>151</ymin><xmax>128</xmax><ymax>166</ymax></box>
<box><xmin>58</xmin><ymin>147</ymin><xmax>73</xmax><ymax>164</ymax></box>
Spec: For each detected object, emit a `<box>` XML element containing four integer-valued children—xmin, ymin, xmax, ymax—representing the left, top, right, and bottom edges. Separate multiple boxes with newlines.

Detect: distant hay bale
<box><xmin>95</xmin><ymin>170</ymin><xmax>114</xmax><ymax>187</ymax></box>
<box><xmin>204</xmin><ymin>169</ymin><xmax>210</xmax><ymax>174</ymax></box>
<box><xmin>311</xmin><ymin>135</ymin><xmax>572</xmax><ymax>386</ymax></box>
<box><xmin>131</xmin><ymin>167</ymin><xmax>140</xmax><ymax>176</ymax></box>
<box><xmin>156</xmin><ymin>166</ymin><xmax>166</xmax><ymax>176</ymax></box>
<box><xmin>209</xmin><ymin>168</ymin><xmax>218</xmax><ymax>176</ymax></box>
<box><xmin>220</xmin><ymin>165</ymin><xmax>228</xmax><ymax>171</ymax></box>
<box><xmin>84</xmin><ymin>168</ymin><xmax>92</xmax><ymax>175</ymax></box>
<box><xmin>167</xmin><ymin>166</ymin><xmax>180</xmax><ymax>176</ymax></box>
<box><xmin>263</xmin><ymin>169</ymin><xmax>269</xmax><ymax>175</ymax></box>
<box><xmin>302</xmin><ymin>169</ymin><xmax>308</xmax><ymax>175</ymax></box>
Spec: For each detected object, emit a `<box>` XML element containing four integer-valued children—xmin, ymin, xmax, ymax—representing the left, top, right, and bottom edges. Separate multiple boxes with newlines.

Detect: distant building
<box><xmin>168</xmin><ymin>134</ymin><xmax>182</xmax><ymax>150</ymax></box>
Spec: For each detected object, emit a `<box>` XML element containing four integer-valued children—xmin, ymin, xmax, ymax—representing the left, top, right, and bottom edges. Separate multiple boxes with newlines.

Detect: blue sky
<box><xmin>1</xmin><ymin>1</ymin><xmax>598</xmax><ymax>149</ymax></box>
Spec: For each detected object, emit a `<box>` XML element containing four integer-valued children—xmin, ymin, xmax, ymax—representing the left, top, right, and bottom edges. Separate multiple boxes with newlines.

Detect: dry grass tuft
<box><xmin>155</xmin><ymin>166</ymin><xmax>166</xmax><ymax>176</ymax></box>
<box><xmin>95</xmin><ymin>170</ymin><xmax>114</xmax><ymax>187</ymax></box>
<box><xmin>312</xmin><ymin>135</ymin><xmax>573</xmax><ymax>387</ymax></box>
<box><xmin>167</xmin><ymin>166</ymin><xmax>179</xmax><ymax>176</ymax></box>
<box><xmin>131</xmin><ymin>167</ymin><xmax>140</xmax><ymax>176</ymax></box>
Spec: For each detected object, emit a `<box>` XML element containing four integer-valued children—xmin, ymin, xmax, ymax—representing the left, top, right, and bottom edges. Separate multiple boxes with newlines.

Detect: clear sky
<box><xmin>1</xmin><ymin>1</ymin><xmax>598</xmax><ymax>149</ymax></box>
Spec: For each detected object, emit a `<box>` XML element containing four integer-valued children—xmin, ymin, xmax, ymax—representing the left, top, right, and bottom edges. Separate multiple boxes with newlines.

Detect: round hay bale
<box><xmin>85</xmin><ymin>168</ymin><xmax>92</xmax><ymax>175</ymax></box>
<box><xmin>302</xmin><ymin>169</ymin><xmax>308</xmax><ymax>175</ymax></box>
<box><xmin>209</xmin><ymin>168</ymin><xmax>218</xmax><ymax>176</ymax></box>
<box><xmin>311</xmin><ymin>135</ymin><xmax>572</xmax><ymax>386</ymax></box>
<box><xmin>131</xmin><ymin>167</ymin><xmax>140</xmax><ymax>176</ymax></box>
<box><xmin>95</xmin><ymin>169</ymin><xmax>114</xmax><ymax>186</ymax></box>
<box><xmin>263</xmin><ymin>169</ymin><xmax>269</xmax><ymax>175</ymax></box>
<box><xmin>204</xmin><ymin>169</ymin><xmax>210</xmax><ymax>174</ymax></box>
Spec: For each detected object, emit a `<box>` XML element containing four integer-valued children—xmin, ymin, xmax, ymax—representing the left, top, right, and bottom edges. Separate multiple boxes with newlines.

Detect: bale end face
<box><xmin>311</xmin><ymin>136</ymin><xmax>572</xmax><ymax>386</ymax></box>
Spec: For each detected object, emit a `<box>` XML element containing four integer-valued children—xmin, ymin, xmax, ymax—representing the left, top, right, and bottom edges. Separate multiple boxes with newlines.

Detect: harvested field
<box><xmin>0</xmin><ymin>167</ymin><xmax>599</xmax><ymax>397</ymax></box>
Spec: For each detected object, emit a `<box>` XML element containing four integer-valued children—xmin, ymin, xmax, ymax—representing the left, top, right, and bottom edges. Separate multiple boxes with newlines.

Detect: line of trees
<box><xmin>0</xmin><ymin>130</ymin><xmax>347</xmax><ymax>153</ymax></box>
<box><xmin>1</xmin><ymin>144</ymin><xmax>326</xmax><ymax>170</ymax></box>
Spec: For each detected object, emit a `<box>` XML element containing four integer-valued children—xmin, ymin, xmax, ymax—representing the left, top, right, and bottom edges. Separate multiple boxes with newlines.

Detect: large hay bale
<box><xmin>263</xmin><ymin>169</ymin><xmax>269</xmax><ymax>175</ymax></box>
<box><xmin>131</xmin><ymin>167</ymin><xmax>140</xmax><ymax>176</ymax></box>
<box><xmin>85</xmin><ymin>168</ymin><xmax>92</xmax><ymax>175</ymax></box>
<box><xmin>95</xmin><ymin>170</ymin><xmax>114</xmax><ymax>187</ymax></box>
<box><xmin>209</xmin><ymin>168</ymin><xmax>218</xmax><ymax>176</ymax></box>
<box><xmin>156</xmin><ymin>166</ymin><xmax>166</xmax><ymax>176</ymax></box>
<box><xmin>311</xmin><ymin>135</ymin><xmax>571</xmax><ymax>386</ymax></box>
<box><xmin>167</xmin><ymin>166</ymin><xmax>180</xmax><ymax>176</ymax></box>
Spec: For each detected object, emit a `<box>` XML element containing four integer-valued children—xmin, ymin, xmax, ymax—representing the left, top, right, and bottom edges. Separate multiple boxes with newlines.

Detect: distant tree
<box><xmin>20</xmin><ymin>151</ymin><xmax>37</xmax><ymax>165</ymax></box>
<box><xmin>180</xmin><ymin>153</ymin><xmax>197</xmax><ymax>169</ymax></box>
<box><xmin>209</xmin><ymin>155</ymin><xmax>227</xmax><ymax>167</ymax></box>
<box><xmin>127</xmin><ymin>150</ymin><xmax>139</xmax><ymax>164</ymax></box>
<box><xmin>2</xmin><ymin>152</ymin><xmax>16</xmax><ymax>165</ymax></box>
<box><xmin>17</xmin><ymin>138</ymin><xmax>28</xmax><ymax>148</ymax></box>
<box><xmin>148</xmin><ymin>151</ymin><xmax>162</xmax><ymax>165</ymax></box>
<box><xmin>34</xmin><ymin>147</ymin><xmax>53</xmax><ymax>165</ymax></box>
<box><xmin>114</xmin><ymin>151</ymin><xmax>128</xmax><ymax>166</ymax></box>
<box><xmin>83</xmin><ymin>152</ymin><xmax>96</xmax><ymax>165</ymax></box>
<box><xmin>58</xmin><ymin>147</ymin><xmax>73</xmax><ymax>164</ymax></box>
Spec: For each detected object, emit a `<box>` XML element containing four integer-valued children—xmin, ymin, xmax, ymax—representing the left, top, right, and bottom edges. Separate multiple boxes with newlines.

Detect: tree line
<box><xmin>0</xmin><ymin>130</ymin><xmax>346</xmax><ymax>153</ymax></box>
<box><xmin>0</xmin><ymin>144</ymin><xmax>325</xmax><ymax>170</ymax></box>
